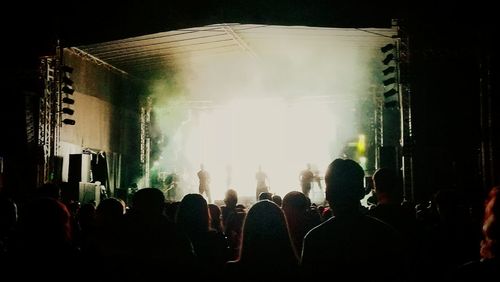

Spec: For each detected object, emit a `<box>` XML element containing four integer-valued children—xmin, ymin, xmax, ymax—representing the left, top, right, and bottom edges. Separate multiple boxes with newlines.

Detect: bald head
<box><xmin>325</xmin><ymin>158</ymin><xmax>365</xmax><ymax>207</ymax></box>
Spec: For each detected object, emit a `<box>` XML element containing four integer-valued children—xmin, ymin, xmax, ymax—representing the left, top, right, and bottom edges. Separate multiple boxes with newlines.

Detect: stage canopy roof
<box><xmin>74</xmin><ymin>23</ymin><xmax>397</xmax><ymax>78</ymax></box>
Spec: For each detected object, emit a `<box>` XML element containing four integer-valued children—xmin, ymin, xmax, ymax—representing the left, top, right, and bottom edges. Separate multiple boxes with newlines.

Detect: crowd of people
<box><xmin>0</xmin><ymin>158</ymin><xmax>498</xmax><ymax>281</ymax></box>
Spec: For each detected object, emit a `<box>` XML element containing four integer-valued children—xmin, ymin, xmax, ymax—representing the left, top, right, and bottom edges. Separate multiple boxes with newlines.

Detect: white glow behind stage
<box><xmin>144</xmin><ymin>25</ymin><xmax>394</xmax><ymax>202</ymax></box>
<box><xmin>177</xmin><ymin>98</ymin><xmax>338</xmax><ymax>201</ymax></box>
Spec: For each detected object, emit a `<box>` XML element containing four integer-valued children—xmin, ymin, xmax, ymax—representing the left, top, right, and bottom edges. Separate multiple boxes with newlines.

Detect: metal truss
<box><xmin>397</xmin><ymin>21</ymin><xmax>414</xmax><ymax>202</ymax></box>
<box><xmin>38</xmin><ymin>56</ymin><xmax>56</xmax><ymax>185</ymax></box>
<box><xmin>37</xmin><ymin>44</ymin><xmax>64</xmax><ymax>186</ymax></box>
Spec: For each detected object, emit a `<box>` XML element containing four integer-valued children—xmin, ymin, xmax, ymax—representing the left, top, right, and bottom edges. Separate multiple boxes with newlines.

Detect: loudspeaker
<box><xmin>51</xmin><ymin>156</ymin><xmax>63</xmax><ymax>182</ymax></box>
<box><xmin>380</xmin><ymin>146</ymin><xmax>399</xmax><ymax>172</ymax></box>
<box><xmin>68</xmin><ymin>154</ymin><xmax>91</xmax><ymax>183</ymax></box>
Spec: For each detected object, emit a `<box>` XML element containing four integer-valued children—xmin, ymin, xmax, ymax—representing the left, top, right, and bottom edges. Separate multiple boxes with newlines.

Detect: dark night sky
<box><xmin>3</xmin><ymin>0</ymin><xmax>495</xmax><ymax>68</ymax></box>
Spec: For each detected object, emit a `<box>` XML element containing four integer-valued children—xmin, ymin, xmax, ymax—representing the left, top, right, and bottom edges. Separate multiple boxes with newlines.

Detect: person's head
<box><xmin>372</xmin><ymin>167</ymin><xmax>399</xmax><ymax>203</ymax></box>
<box><xmin>282</xmin><ymin>191</ymin><xmax>309</xmax><ymax>215</ymax></box>
<box><xmin>224</xmin><ymin>189</ymin><xmax>238</xmax><ymax>208</ymax></box>
<box><xmin>208</xmin><ymin>203</ymin><xmax>223</xmax><ymax>232</ymax></box>
<box><xmin>18</xmin><ymin>197</ymin><xmax>72</xmax><ymax>246</ymax></box>
<box><xmin>132</xmin><ymin>188</ymin><xmax>165</xmax><ymax>216</ymax></box>
<box><xmin>176</xmin><ymin>193</ymin><xmax>210</xmax><ymax>235</ymax></box>
<box><xmin>239</xmin><ymin>200</ymin><xmax>297</xmax><ymax>264</ymax></box>
<box><xmin>96</xmin><ymin>197</ymin><xmax>125</xmax><ymax>225</ymax></box>
<box><xmin>258</xmin><ymin>191</ymin><xmax>273</xmax><ymax>201</ymax></box>
<box><xmin>272</xmin><ymin>194</ymin><xmax>282</xmax><ymax>207</ymax></box>
<box><xmin>325</xmin><ymin>158</ymin><xmax>365</xmax><ymax>214</ymax></box>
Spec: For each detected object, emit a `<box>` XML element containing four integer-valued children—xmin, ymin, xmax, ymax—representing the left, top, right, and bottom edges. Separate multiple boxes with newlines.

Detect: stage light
<box><xmin>61</xmin><ymin>65</ymin><xmax>74</xmax><ymax>95</ymax></box>
<box><xmin>62</xmin><ymin>119</ymin><xmax>76</xmax><ymax>125</ymax></box>
<box><xmin>62</xmin><ymin>84</ymin><xmax>74</xmax><ymax>95</ymax></box>
<box><xmin>381</xmin><ymin>42</ymin><xmax>398</xmax><ymax>108</ymax></box>
<box><xmin>61</xmin><ymin>64</ymin><xmax>76</xmax><ymax>125</ymax></box>
<box><xmin>62</xmin><ymin>108</ymin><xmax>74</xmax><ymax>115</ymax></box>
<box><xmin>62</xmin><ymin>97</ymin><xmax>74</xmax><ymax>104</ymax></box>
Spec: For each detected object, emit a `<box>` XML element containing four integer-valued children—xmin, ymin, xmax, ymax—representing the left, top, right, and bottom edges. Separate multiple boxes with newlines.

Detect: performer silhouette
<box><xmin>300</xmin><ymin>163</ymin><xmax>314</xmax><ymax>198</ymax></box>
<box><xmin>255</xmin><ymin>165</ymin><xmax>269</xmax><ymax>201</ymax></box>
<box><xmin>197</xmin><ymin>164</ymin><xmax>212</xmax><ymax>203</ymax></box>
<box><xmin>165</xmin><ymin>170</ymin><xmax>179</xmax><ymax>201</ymax></box>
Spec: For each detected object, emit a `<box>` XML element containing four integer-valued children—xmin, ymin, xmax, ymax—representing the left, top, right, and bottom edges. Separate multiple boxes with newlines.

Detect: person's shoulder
<box><xmin>451</xmin><ymin>259</ymin><xmax>500</xmax><ymax>281</ymax></box>
<box><xmin>363</xmin><ymin>214</ymin><xmax>397</xmax><ymax>231</ymax></box>
<box><xmin>304</xmin><ymin>217</ymin><xmax>333</xmax><ymax>239</ymax></box>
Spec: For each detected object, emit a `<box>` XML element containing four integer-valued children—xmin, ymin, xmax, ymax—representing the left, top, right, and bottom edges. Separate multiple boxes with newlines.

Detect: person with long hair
<box><xmin>225</xmin><ymin>200</ymin><xmax>299</xmax><ymax>279</ymax></box>
<box><xmin>451</xmin><ymin>186</ymin><xmax>500</xmax><ymax>280</ymax></box>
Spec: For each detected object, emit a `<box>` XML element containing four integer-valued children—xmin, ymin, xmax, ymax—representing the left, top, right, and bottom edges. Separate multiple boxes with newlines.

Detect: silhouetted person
<box><xmin>271</xmin><ymin>194</ymin><xmax>282</xmax><ymax>207</ymax></box>
<box><xmin>299</xmin><ymin>163</ymin><xmax>314</xmax><ymax>198</ymax></box>
<box><xmin>450</xmin><ymin>186</ymin><xmax>500</xmax><ymax>281</ymax></box>
<box><xmin>221</xmin><ymin>189</ymin><xmax>238</xmax><ymax>229</ymax></box>
<box><xmin>258</xmin><ymin>191</ymin><xmax>273</xmax><ymax>201</ymax></box>
<box><xmin>122</xmin><ymin>188</ymin><xmax>196</xmax><ymax>279</ymax></box>
<box><xmin>198</xmin><ymin>164</ymin><xmax>212</xmax><ymax>203</ymax></box>
<box><xmin>255</xmin><ymin>165</ymin><xmax>269</xmax><ymax>201</ymax></box>
<box><xmin>221</xmin><ymin>189</ymin><xmax>244</xmax><ymax>260</ymax></box>
<box><xmin>312</xmin><ymin>165</ymin><xmax>323</xmax><ymax>191</ymax></box>
<box><xmin>82</xmin><ymin>198</ymin><xmax>126</xmax><ymax>279</ymax></box>
<box><xmin>8</xmin><ymin>197</ymin><xmax>79</xmax><ymax>278</ymax></box>
<box><xmin>421</xmin><ymin>189</ymin><xmax>479</xmax><ymax>279</ymax></box>
<box><xmin>282</xmin><ymin>191</ymin><xmax>316</xmax><ymax>254</ymax></box>
<box><xmin>301</xmin><ymin>158</ymin><xmax>404</xmax><ymax>280</ymax></box>
<box><xmin>176</xmin><ymin>194</ymin><xmax>229</xmax><ymax>276</ymax></box>
<box><xmin>368</xmin><ymin>167</ymin><xmax>419</xmax><ymax>279</ymax></box>
<box><xmin>225</xmin><ymin>200</ymin><xmax>299</xmax><ymax>279</ymax></box>
<box><xmin>76</xmin><ymin>202</ymin><xmax>96</xmax><ymax>249</ymax></box>
<box><xmin>165</xmin><ymin>170</ymin><xmax>179</xmax><ymax>201</ymax></box>
<box><xmin>208</xmin><ymin>203</ymin><xmax>224</xmax><ymax>234</ymax></box>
